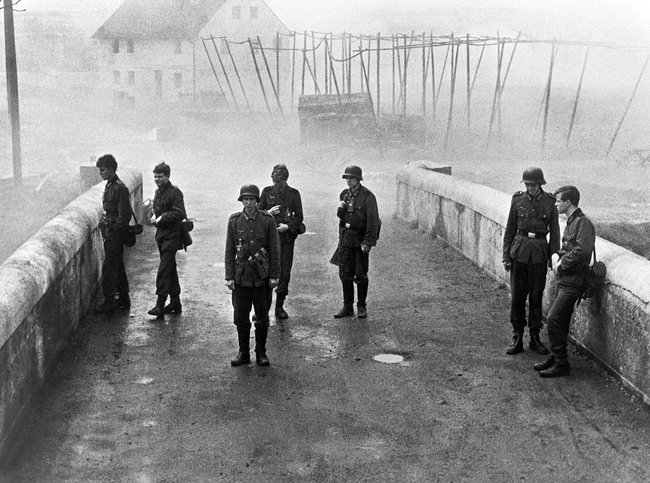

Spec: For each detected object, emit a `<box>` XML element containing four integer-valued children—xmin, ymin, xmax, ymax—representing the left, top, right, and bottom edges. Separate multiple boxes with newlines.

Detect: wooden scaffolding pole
<box><xmin>541</xmin><ymin>40</ymin><xmax>558</xmax><ymax>151</ymax></box>
<box><xmin>566</xmin><ymin>45</ymin><xmax>590</xmax><ymax>147</ymax></box>
<box><xmin>392</xmin><ymin>34</ymin><xmax>396</xmax><ymax>113</ymax></box>
<box><xmin>430</xmin><ymin>34</ymin><xmax>436</xmax><ymax>124</ymax></box>
<box><xmin>225</xmin><ymin>39</ymin><xmax>250</xmax><ymax>111</ymax></box>
<box><xmin>301</xmin><ymin>31</ymin><xmax>307</xmax><ymax>96</ymax></box>
<box><xmin>201</xmin><ymin>38</ymin><xmax>230</xmax><ymax>110</ymax></box>
<box><xmin>376</xmin><ymin>32</ymin><xmax>381</xmax><ymax>117</ymax></box>
<box><xmin>486</xmin><ymin>36</ymin><xmax>505</xmax><ymax>148</ymax></box>
<box><xmin>276</xmin><ymin>32</ymin><xmax>280</xmax><ymax>98</ymax></box>
<box><xmin>290</xmin><ymin>32</ymin><xmax>297</xmax><ymax>108</ymax></box>
<box><xmin>466</xmin><ymin>34</ymin><xmax>471</xmax><ymax>132</ymax></box>
<box><xmin>327</xmin><ymin>39</ymin><xmax>342</xmax><ymax>104</ymax></box>
<box><xmin>607</xmin><ymin>52</ymin><xmax>650</xmax><ymax>156</ymax></box>
<box><xmin>257</xmin><ymin>36</ymin><xmax>284</xmax><ymax>116</ymax></box>
<box><xmin>248</xmin><ymin>37</ymin><xmax>272</xmax><ymax>114</ymax></box>
<box><xmin>209</xmin><ymin>36</ymin><xmax>239</xmax><ymax>112</ymax></box>
<box><xmin>311</xmin><ymin>31</ymin><xmax>318</xmax><ymax>93</ymax></box>
<box><xmin>444</xmin><ymin>38</ymin><xmax>460</xmax><ymax>152</ymax></box>
<box><xmin>422</xmin><ymin>32</ymin><xmax>428</xmax><ymax>118</ymax></box>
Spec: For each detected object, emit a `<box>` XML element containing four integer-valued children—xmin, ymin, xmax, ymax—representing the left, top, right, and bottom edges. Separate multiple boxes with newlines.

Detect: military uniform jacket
<box><xmin>102</xmin><ymin>174</ymin><xmax>131</xmax><ymax>233</ymax></box>
<box><xmin>153</xmin><ymin>182</ymin><xmax>186</xmax><ymax>246</ymax></box>
<box><xmin>337</xmin><ymin>184</ymin><xmax>380</xmax><ymax>248</ymax></box>
<box><xmin>225</xmin><ymin>209</ymin><xmax>280</xmax><ymax>287</ymax></box>
<box><xmin>258</xmin><ymin>184</ymin><xmax>304</xmax><ymax>244</ymax></box>
<box><xmin>557</xmin><ymin>208</ymin><xmax>595</xmax><ymax>288</ymax></box>
<box><xmin>503</xmin><ymin>189</ymin><xmax>560</xmax><ymax>264</ymax></box>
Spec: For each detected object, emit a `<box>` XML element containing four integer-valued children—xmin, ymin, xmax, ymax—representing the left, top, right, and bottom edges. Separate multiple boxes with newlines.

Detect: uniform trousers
<box><xmin>233</xmin><ymin>285</ymin><xmax>270</xmax><ymax>328</ymax></box>
<box><xmin>339</xmin><ymin>247</ymin><xmax>369</xmax><ymax>283</ymax></box>
<box><xmin>156</xmin><ymin>241</ymin><xmax>180</xmax><ymax>298</ymax></box>
<box><xmin>546</xmin><ymin>284</ymin><xmax>583</xmax><ymax>364</ymax></box>
<box><xmin>233</xmin><ymin>285</ymin><xmax>270</xmax><ymax>354</ymax></box>
<box><xmin>102</xmin><ymin>230</ymin><xmax>129</xmax><ymax>299</ymax></box>
<box><xmin>510</xmin><ymin>259</ymin><xmax>548</xmax><ymax>332</ymax></box>
<box><xmin>266</xmin><ymin>240</ymin><xmax>294</xmax><ymax>308</ymax></box>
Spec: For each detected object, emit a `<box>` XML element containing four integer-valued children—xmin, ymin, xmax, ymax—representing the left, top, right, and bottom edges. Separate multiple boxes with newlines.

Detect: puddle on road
<box><xmin>373</xmin><ymin>354</ymin><xmax>405</xmax><ymax>364</ymax></box>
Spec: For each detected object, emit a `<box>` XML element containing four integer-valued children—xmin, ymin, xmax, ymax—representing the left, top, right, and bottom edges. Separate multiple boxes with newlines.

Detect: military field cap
<box><xmin>238</xmin><ymin>184</ymin><xmax>260</xmax><ymax>202</ymax></box>
<box><xmin>271</xmin><ymin>164</ymin><xmax>289</xmax><ymax>180</ymax></box>
<box><xmin>342</xmin><ymin>165</ymin><xmax>363</xmax><ymax>180</ymax></box>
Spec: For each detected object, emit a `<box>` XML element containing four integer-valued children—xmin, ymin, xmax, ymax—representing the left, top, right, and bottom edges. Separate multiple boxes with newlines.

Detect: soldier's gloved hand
<box><xmin>226</xmin><ymin>280</ymin><xmax>234</xmax><ymax>291</ymax></box>
<box><xmin>277</xmin><ymin>223</ymin><xmax>289</xmax><ymax>233</ymax></box>
<box><xmin>269</xmin><ymin>205</ymin><xmax>281</xmax><ymax>216</ymax></box>
<box><xmin>269</xmin><ymin>278</ymin><xmax>279</xmax><ymax>289</ymax></box>
<box><xmin>361</xmin><ymin>244</ymin><xmax>371</xmax><ymax>254</ymax></box>
<box><xmin>503</xmin><ymin>260</ymin><xmax>512</xmax><ymax>271</ymax></box>
<box><xmin>150</xmin><ymin>214</ymin><xmax>157</xmax><ymax>225</ymax></box>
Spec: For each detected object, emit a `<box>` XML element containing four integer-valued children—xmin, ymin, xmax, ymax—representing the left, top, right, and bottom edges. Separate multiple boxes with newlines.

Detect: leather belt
<box><xmin>517</xmin><ymin>230</ymin><xmax>547</xmax><ymax>239</ymax></box>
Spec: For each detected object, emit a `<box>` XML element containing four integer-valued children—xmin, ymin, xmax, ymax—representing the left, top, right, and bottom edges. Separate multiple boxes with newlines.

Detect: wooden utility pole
<box><xmin>3</xmin><ymin>0</ymin><xmax>22</xmax><ymax>181</ymax></box>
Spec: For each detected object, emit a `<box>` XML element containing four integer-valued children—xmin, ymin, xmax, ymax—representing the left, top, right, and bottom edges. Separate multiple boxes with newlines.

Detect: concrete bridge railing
<box><xmin>396</xmin><ymin>161</ymin><xmax>650</xmax><ymax>403</ymax></box>
<box><xmin>0</xmin><ymin>167</ymin><xmax>143</xmax><ymax>456</ymax></box>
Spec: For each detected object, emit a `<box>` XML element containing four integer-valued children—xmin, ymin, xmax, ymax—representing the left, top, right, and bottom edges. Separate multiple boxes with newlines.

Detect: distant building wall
<box><xmin>0</xmin><ymin>167</ymin><xmax>143</xmax><ymax>458</ymax></box>
<box><xmin>395</xmin><ymin>162</ymin><xmax>650</xmax><ymax>404</ymax></box>
<box><xmin>94</xmin><ymin>0</ymin><xmax>289</xmax><ymax>108</ymax></box>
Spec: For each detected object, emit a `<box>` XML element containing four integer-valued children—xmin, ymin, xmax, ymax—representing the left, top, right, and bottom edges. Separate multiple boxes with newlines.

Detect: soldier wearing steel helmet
<box><xmin>225</xmin><ymin>184</ymin><xmax>280</xmax><ymax>367</ymax></box>
<box><xmin>503</xmin><ymin>167</ymin><xmax>560</xmax><ymax>356</ymax></box>
<box><xmin>331</xmin><ymin>165</ymin><xmax>380</xmax><ymax>319</ymax></box>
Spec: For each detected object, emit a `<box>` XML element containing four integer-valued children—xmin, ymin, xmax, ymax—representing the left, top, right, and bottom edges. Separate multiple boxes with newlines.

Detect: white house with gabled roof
<box><xmin>92</xmin><ymin>0</ymin><xmax>289</xmax><ymax>107</ymax></box>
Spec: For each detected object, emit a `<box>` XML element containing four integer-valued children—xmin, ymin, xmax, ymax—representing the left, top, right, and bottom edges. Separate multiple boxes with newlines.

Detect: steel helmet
<box><xmin>521</xmin><ymin>167</ymin><xmax>546</xmax><ymax>185</ymax></box>
<box><xmin>342</xmin><ymin>165</ymin><xmax>363</xmax><ymax>181</ymax></box>
<box><xmin>238</xmin><ymin>184</ymin><xmax>260</xmax><ymax>202</ymax></box>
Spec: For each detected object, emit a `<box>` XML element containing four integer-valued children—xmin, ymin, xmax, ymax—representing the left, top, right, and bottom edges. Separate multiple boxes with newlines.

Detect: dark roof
<box><xmin>92</xmin><ymin>0</ymin><xmax>227</xmax><ymax>40</ymax></box>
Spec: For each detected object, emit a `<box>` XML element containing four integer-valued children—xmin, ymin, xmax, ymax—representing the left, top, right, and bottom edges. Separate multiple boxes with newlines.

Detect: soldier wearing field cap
<box><xmin>503</xmin><ymin>167</ymin><xmax>560</xmax><ymax>356</ymax></box>
<box><xmin>331</xmin><ymin>165</ymin><xmax>380</xmax><ymax>319</ymax></box>
<box><xmin>225</xmin><ymin>184</ymin><xmax>280</xmax><ymax>367</ymax></box>
<box><xmin>258</xmin><ymin>164</ymin><xmax>304</xmax><ymax>319</ymax></box>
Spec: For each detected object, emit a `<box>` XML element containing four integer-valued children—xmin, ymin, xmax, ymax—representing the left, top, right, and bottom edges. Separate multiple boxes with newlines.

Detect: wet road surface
<box><xmin>2</xmin><ymin>120</ymin><xmax>650</xmax><ymax>482</ymax></box>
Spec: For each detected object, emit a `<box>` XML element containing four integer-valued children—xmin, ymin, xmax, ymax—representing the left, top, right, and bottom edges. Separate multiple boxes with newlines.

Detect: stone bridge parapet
<box><xmin>396</xmin><ymin>162</ymin><xmax>650</xmax><ymax>403</ymax></box>
<box><xmin>0</xmin><ymin>167</ymin><xmax>143</xmax><ymax>456</ymax></box>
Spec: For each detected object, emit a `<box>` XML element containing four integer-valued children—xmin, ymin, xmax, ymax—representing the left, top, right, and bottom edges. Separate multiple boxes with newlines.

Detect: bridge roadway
<box><xmin>2</xmin><ymin>144</ymin><xmax>650</xmax><ymax>481</ymax></box>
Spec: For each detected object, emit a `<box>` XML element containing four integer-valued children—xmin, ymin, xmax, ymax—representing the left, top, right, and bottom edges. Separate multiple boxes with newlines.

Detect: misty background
<box><xmin>1</xmin><ymin>0</ymin><xmax>649</xmax><ymax>260</ymax></box>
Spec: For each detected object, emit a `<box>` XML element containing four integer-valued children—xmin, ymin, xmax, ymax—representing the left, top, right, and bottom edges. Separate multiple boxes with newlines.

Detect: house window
<box><xmin>112</xmin><ymin>39</ymin><xmax>120</xmax><ymax>54</ymax></box>
<box><xmin>128</xmin><ymin>71</ymin><xmax>135</xmax><ymax>85</ymax></box>
<box><xmin>232</xmin><ymin>6</ymin><xmax>241</xmax><ymax>19</ymax></box>
<box><xmin>174</xmin><ymin>40</ymin><xmax>182</xmax><ymax>55</ymax></box>
<box><xmin>113</xmin><ymin>70</ymin><xmax>121</xmax><ymax>85</ymax></box>
<box><xmin>126</xmin><ymin>39</ymin><xmax>134</xmax><ymax>53</ymax></box>
<box><xmin>250</xmin><ymin>6</ymin><xmax>258</xmax><ymax>19</ymax></box>
<box><xmin>174</xmin><ymin>73</ymin><xmax>182</xmax><ymax>89</ymax></box>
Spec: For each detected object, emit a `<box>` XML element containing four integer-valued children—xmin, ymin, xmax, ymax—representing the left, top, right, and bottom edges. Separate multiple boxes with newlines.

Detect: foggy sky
<box><xmin>22</xmin><ymin>0</ymin><xmax>650</xmax><ymax>44</ymax></box>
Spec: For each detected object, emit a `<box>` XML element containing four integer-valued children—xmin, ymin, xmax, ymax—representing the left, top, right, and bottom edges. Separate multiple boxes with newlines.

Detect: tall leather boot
<box><xmin>147</xmin><ymin>295</ymin><xmax>167</xmax><ymax>319</ymax></box>
<box><xmin>255</xmin><ymin>324</ymin><xmax>270</xmax><ymax>366</ymax></box>
<box><xmin>506</xmin><ymin>331</ymin><xmax>524</xmax><ymax>355</ymax></box>
<box><xmin>529</xmin><ymin>327</ymin><xmax>549</xmax><ymax>355</ymax></box>
<box><xmin>356</xmin><ymin>281</ymin><xmax>368</xmax><ymax>318</ymax></box>
<box><xmin>334</xmin><ymin>281</ymin><xmax>355</xmax><ymax>318</ymax></box>
<box><xmin>231</xmin><ymin>326</ymin><xmax>251</xmax><ymax>366</ymax></box>
<box><xmin>275</xmin><ymin>294</ymin><xmax>289</xmax><ymax>319</ymax></box>
<box><xmin>164</xmin><ymin>295</ymin><xmax>182</xmax><ymax>314</ymax></box>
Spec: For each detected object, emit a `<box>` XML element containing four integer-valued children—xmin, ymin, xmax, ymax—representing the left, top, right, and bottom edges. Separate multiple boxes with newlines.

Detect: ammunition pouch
<box><xmin>248</xmin><ymin>247</ymin><xmax>270</xmax><ymax>279</ymax></box>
